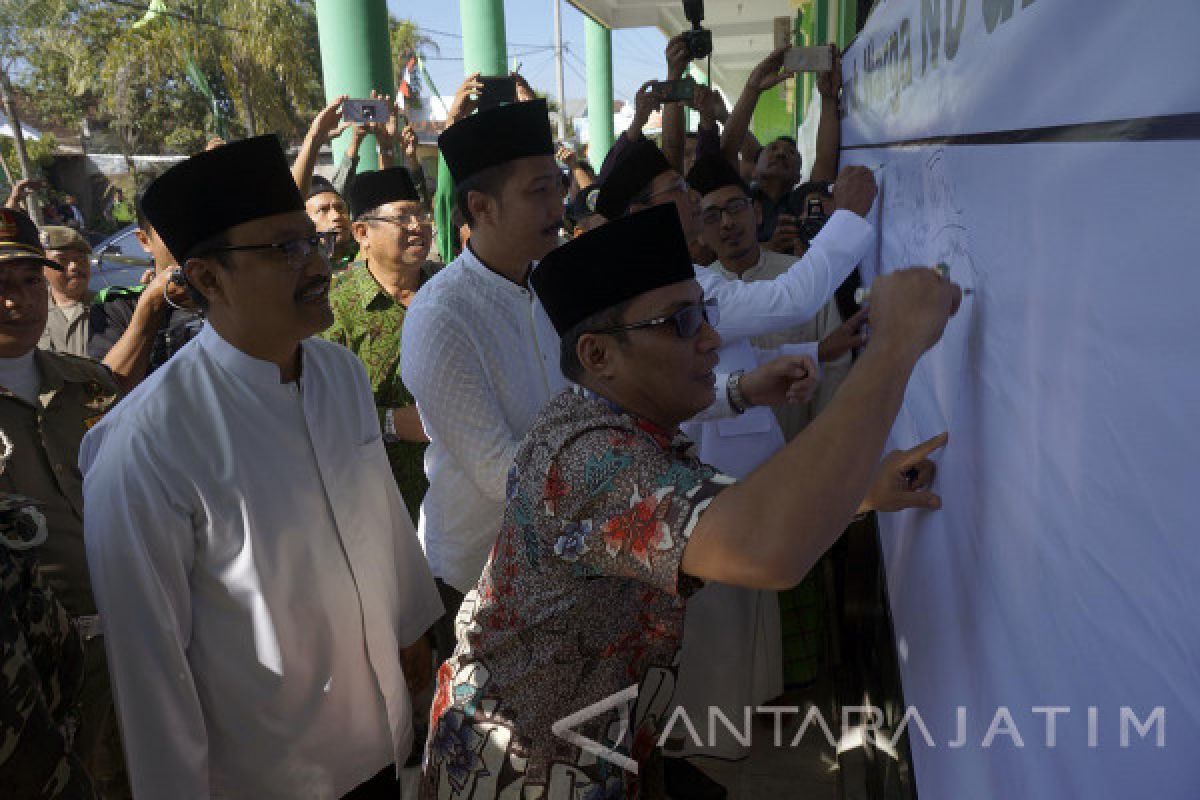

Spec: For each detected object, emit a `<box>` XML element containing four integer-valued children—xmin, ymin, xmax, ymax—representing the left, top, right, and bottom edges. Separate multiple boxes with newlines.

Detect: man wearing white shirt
<box><xmin>81</xmin><ymin>136</ymin><xmax>442</xmax><ymax>799</ymax></box>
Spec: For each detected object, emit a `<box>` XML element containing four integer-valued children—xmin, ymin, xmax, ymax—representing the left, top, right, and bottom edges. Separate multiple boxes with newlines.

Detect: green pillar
<box><xmin>837</xmin><ymin>0</ymin><xmax>858</xmax><ymax>48</ymax></box>
<box><xmin>461</xmin><ymin>0</ymin><xmax>508</xmax><ymax>75</ymax></box>
<box><xmin>315</xmin><ymin>0</ymin><xmax>394</xmax><ymax>171</ymax></box>
<box><xmin>585</xmin><ymin>18</ymin><xmax>614</xmax><ymax>169</ymax></box>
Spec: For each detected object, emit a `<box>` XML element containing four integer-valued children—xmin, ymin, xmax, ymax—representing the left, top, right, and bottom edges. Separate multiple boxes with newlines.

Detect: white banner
<box><xmin>840</xmin><ymin>2</ymin><xmax>1200</xmax><ymax>798</ymax></box>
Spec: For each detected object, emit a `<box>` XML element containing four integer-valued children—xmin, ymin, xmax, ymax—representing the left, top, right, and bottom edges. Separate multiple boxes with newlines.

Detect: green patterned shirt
<box><xmin>320</xmin><ymin>261</ymin><xmax>437</xmax><ymax>522</ymax></box>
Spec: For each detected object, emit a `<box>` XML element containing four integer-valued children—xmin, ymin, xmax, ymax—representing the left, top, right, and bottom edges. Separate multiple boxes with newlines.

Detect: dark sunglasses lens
<box><xmin>674</xmin><ymin>304</ymin><xmax>704</xmax><ymax>338</ymax></box>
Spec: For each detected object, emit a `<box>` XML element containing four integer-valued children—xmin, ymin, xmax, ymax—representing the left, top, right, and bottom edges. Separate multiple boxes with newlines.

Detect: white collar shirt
<box><xmin>401</xmin><ymin>245</ymin><xmax>566</xmax><ymax>592</ymax></box>
<box><xmin>81</xmin><ymin>325</ymin><xmax>443</xmax><ymax>799</ymax></box>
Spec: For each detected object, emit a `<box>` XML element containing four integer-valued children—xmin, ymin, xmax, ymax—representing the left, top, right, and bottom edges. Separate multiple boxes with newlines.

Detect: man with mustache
<box><xmin>0</xmin><ymin>207</ymin><xmax>125</xmax><ymax>794</ymax></box>
<box><xmin>322</xmin><ymin>166</ymin><xmax>437</xmax><ymax>522</ymax></box>
<box><xmin>38</xmin><ymin>225</ymin><xmax>95</xmax><ymax>357</ymax></box>
<box><xmin>80</xmin><ymin>136</ymin><xmax>442</xmax><ymax>799</ymax></box>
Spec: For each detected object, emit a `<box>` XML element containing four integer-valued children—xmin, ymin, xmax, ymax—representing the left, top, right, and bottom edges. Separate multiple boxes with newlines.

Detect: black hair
<box><xmin>134</xmin><ymin>186</ymin><xmax>151</xmax><ymax>230</ymax></box>
<box><xmin>454</xmin><ymin>161</ymin><xmax>518</xmax><ymax>227</ymax></box>
<box><xmin>559</xmin><ymin>299</ymin><xmax>633</xmax><ymax>384</ymax></box>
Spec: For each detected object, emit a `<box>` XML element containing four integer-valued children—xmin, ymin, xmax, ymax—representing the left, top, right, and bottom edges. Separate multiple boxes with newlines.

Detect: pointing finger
<box><xmin>905</xmin><ymin>431</ymin><xmax>949</xmax><ymax>463</ymax></box>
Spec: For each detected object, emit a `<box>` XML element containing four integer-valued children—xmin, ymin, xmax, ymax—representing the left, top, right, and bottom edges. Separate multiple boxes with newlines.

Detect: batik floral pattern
<box><xmin>420</xmin><ymin>391</ymin><xmax>734</xmax><ymax>800</ymax></box>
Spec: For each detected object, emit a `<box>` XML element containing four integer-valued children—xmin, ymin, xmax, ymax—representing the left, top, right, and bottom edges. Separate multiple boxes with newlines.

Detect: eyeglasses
<box><xmin>200</xmin><ymin>231</ymin><xmax>336</xmax><ymax>271</ymax></box>
<box><xmin>631</xmin><ymin>177</ymin><xmax>690</xmax><ymax>207</ymax></box>
<box><xmin>700</xmin><ymin>196</ymin><xmax>753</xmax><ymax>226</ymax></box>
<box><xmin>591</xmin><ymin>297</ymin><xmax>719</xmax><ymax>339</ymax></box>
<box><xmin>361</xmin><ymin>212</ymin><xmax>434</xmax><ymax>227</ymax></box>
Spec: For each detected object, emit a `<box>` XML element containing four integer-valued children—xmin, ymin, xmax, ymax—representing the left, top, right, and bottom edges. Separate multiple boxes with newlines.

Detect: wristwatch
<box><xmin>727</xmin><ymin>370</ymin><xmax>748</xmax><ymax>415</ymax></box>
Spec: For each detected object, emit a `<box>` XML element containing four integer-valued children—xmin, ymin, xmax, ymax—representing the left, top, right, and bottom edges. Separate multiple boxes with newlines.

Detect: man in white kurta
<box><xmin>81</xmin><ymin>136</ymin><xmax>442</xmax><ymax>799</ymax></box>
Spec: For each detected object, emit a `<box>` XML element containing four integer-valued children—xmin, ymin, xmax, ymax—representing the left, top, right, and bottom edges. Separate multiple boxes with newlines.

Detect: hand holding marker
<box><xmin>855</xmin><ymin>263</ymin><xmax>974</xmax><ymax>305</ymax></box>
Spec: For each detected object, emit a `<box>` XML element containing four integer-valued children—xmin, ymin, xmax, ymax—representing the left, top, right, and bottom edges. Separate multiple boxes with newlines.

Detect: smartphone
<box><xmin>774</xmin><ymin>16</ymin><xmax>792</xmax><ymax>50</ymax></box>
<box><xmin>656</xmin><ymin>77</ymin><xmax>697</xmax><ymax>104</ymax></box>
<box><xmin>343</xmin><ymin>98</ymin><xmax>391</xmax><ymax>124</ymax></box>
<box><xmin>477</xmin><ymin>76</ymin><xmax>517</xmax><ymax>112</ymax></box>
<box><xmin>783</xmin><ymin>46</ymin><xmax>834</xmax><ymax>73</ymax></box>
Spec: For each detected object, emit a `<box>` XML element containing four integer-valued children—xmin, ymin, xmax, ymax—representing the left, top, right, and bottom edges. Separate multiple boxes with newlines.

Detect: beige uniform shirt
<box><xmin>38</xmin><ymin>291</ymin><xmax>96</xmax><ymax>358</ymax></box>
<box><xmin>711</xmin><ymin>247</ymin><xmax>852</xmax><ymax>440</ymax></box>
<box><xmin>0</xmin><ymin>349</ymin><xmax>119</xmax><ymax>615</ymax></box>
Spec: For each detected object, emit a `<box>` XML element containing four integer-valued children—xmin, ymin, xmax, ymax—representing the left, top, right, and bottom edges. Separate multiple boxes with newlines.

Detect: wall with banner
<box><xmin>838</xmin><ymin>1</ymin><xmax>1200</xmax><ymax>797</ymax></box>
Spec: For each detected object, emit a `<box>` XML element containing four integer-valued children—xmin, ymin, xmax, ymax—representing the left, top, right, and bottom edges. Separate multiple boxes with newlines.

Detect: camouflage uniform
<box><xmin>0</xmin><ymin>351</ymin><xmax>126</xmax><ymax>797</ymax></box>
<box><xmin>320</xmin><ymin>261</ymin><xmax>438</xmax><ymax>522</ymax></box>
<box><xmin>0</xmin><ymin>493</ymin><xmax>97</xmax><ymax>799</ymax></box>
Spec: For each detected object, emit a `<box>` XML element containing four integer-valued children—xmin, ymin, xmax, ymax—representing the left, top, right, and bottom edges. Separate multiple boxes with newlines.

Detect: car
<box><xmin>90</xmin><ymin>223</ymin><xmax>153</xmax><ymax>292</ymax></box>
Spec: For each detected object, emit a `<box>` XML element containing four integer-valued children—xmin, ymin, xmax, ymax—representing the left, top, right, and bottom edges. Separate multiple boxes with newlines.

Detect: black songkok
<box><xmin>306</xmin><ymin>175</ymin><xmax>341</xmax><ymax>202</ymax></box>
<box><xmin>347</xmin><ymin>167</ymin><xmax>420</xmax><ymax>219</ymax></box>
<box><xmin>532</xmin><ymin>203</ymin><xmax>693</xmax><ymax>335</ymax></box>
<box><xmin>438</xmin><ymin>99</ymin><xmax>555</xmax><ymax>184</ymax></box>
<box><xmin>594</xmin><ymin>138</ymin><xmax>673</xmax><ymax>221</ymax></box>
<box><xmin>141</xmin><ymin>135</ymin><xmax>303</xmax><ymax>261</ymax></box>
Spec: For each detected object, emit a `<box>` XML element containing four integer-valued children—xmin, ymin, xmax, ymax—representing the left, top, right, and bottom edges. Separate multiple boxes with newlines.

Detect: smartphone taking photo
<box><xmin>476</xmin><ymin>76</ymin><xmax>517</xmax><ymax>112</ymax></box>
<box><xmin>783</xmin><ymin>46</ymin><xmax>834</xmax><ymax>73</ymax></box>
<box><xmin>656</xmin><ymin>77</ymin><xmax>697</xmax><ymax>104</ymax></box>
<box><xmin>343</xmin><ymin>98</ymin><xmax>392</xmax><ymax>124</ymax></box>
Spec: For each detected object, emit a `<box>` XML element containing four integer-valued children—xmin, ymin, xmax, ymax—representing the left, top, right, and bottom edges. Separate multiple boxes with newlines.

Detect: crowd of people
<box><xmin>0</xmin><ymin>32</ymin><xmax>961</xmax><ymax>800</ymax></box>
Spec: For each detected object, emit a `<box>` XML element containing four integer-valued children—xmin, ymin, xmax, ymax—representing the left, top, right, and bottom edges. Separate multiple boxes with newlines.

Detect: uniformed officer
<box><xmin>0</xmin><ymin>207</ymin><xmax>126</xmax><ymax>796</ymax></box>
<box><xmin>38</xmin><ymin>225</ymin><xmax>95</xmax><ymax>357</ymax></box>
<box><xmin>88</xmin><ymin>191</ymin><xmax>203</xmax><ymax>393</ymax></box>
<box><xmin>1</xmin><ymin>458</ymin><xmax>97</xmax><ymax>798</ymax></box>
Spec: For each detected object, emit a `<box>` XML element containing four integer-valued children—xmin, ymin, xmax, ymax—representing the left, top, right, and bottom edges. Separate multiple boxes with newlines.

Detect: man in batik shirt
<box><xmin>421</xmin><ymin>205</ymin><xmax>962</xmax><ymax>798</ymax></box>
<box><xmin>322</xmin><ymin>167</ymin><xmax>436</xmax><ymax>520</ymax></box>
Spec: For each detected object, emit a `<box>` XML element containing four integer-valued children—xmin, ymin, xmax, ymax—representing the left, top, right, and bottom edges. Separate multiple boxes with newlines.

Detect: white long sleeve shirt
<box><xmin>402</xmin><ymin>211</ymin><xmax>872</xmax><ymax>593</ymax></box>
<box><xmin>81</xmin><ymin>325</ymin><xmax>443</xmax><ymax>800</ymax></box>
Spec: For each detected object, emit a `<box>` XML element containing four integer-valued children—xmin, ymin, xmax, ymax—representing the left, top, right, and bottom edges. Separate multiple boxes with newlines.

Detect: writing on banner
<box><xmin>843</xmin><ymin>0</ymin><xmax>1044</xmax><ymax>119</ymax></box>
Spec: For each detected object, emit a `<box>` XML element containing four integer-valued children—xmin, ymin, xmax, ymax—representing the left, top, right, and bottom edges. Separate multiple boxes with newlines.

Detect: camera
<box><xmin>681</xmin><ymin>0</ymin><xmax>712</xmax><ymax>60</ymax></box>
<box><xmin>797</xmin><ymin>194</ymin><xmax>830</xmax><ymax>243</ymax></box>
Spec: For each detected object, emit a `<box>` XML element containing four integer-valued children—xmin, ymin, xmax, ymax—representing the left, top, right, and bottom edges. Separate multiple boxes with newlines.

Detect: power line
<box><xmin>420</xmin><ymin>26</ymin><xmax>556</xmax><ymax>51</ymax></box>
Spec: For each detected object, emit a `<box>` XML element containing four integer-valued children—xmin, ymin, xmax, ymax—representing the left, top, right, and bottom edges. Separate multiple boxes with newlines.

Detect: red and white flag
<box><xmin>398</xmin><ymin>55</ymin><xmax>417</xmax><ymax>109</ymax></box>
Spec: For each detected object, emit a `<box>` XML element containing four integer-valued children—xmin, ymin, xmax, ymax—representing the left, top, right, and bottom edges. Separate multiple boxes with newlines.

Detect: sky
<box><xmin>386</xmin><ymin>0</ymin><xmax>669</xmax><ymax>108</ymax></box>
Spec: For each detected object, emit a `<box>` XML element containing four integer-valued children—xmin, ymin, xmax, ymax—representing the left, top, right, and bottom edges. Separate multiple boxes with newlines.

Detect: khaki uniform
<box><xmin>0</xmin><ymin>350</ymin><xmax>128</xmax><ymax>797</ymax></box>
<box><xmin>39</xmin><ymin>290</ymin><xmax>96</xmax><ymax>359</ymax></box>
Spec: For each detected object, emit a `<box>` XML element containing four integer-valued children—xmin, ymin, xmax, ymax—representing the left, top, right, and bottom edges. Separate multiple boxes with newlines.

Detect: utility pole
<box><xmin>0</xmin><ymin>67</ymin><xmax>41</xmax><ymax>224</ymax></box>
<box><xmin>552</xmin><ymin>0</ymin><xmax>568</xmax><ymax>142</ymax></box>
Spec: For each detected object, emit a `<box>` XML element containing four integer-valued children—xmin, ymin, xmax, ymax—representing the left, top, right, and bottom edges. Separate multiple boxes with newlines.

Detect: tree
<box><xmin>0</xmin><ymin>0</ymin><xmax>64</xmax><ymax>219</ymax></box>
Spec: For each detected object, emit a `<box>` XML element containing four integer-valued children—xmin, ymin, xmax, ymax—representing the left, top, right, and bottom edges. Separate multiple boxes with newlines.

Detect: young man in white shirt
<box><xmin>81</xmin><ymin>136</ymin><xmax>442</xmax><ymax>799</ymax></box>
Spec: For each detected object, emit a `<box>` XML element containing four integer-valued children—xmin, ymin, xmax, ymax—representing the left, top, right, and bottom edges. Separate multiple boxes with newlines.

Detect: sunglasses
<box><xmin>591</xmin><ymin>297</ymin><xmax>719</xmax><ymax>339</ymax></box>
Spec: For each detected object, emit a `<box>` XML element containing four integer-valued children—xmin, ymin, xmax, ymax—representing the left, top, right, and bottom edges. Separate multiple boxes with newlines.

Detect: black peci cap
<box><xmin>594</xmin><ymin>138</ymin><xmax>673</xmax><ymax>221</ymax></box>
<box><xmin>532</xmin><ymin>203</ymin><xmax>694</xmax><ymax>335</ymax></box>
<box><xmin>347</xmin><ymin>167</ymin><xmax>421</xmax><ymax>219</ymax></box>
<box><xmin>141</xmin><ymin>135</ymin><xmax>305</xmax><ymax>262</ymax></box>
<box><xmin>437</xmin><ymin>98</ymin><xmax>555</xmax><ymax>184</ymax></box>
